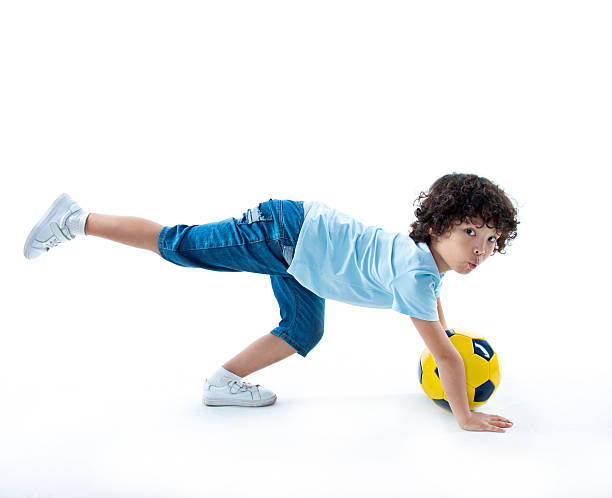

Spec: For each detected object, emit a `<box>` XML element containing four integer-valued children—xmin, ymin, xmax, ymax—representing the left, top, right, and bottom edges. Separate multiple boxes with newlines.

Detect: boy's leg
<box><xmin>220</xmin><ymin>274</ymin><xmax>324</xmax><ymax>378</ymax></box>
<box><xmin>85</xmin><ymin>213</ymin><xmax>163</xmax><ymax>256</ymax></box>
<box><xmin>204</xmin><ymin>333</ymin><xmax>295</xmax><ymax>406</ymax></box>
<box><xmin>85</xmin><ymin>213</ymin><xmax>297</xmax><ymax>377</ymax></box>
<box><xmin>222</xmin><ymin>333</ymin><xmax>296</xmax><ymax>378</ymax></box>
<box><xmin>85</xmin><ymin>217</ymin><xmax>297</xmax><ymax>374</ymax></box>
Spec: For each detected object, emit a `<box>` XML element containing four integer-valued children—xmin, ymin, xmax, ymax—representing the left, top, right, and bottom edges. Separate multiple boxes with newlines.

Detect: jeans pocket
<box><xmin>237</xmin><ymin>203</ymin><xmax>274</xmax><ymax>225</ymax></box>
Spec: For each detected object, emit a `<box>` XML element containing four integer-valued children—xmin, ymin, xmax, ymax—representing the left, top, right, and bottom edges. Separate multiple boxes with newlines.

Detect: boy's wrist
<box><xmin>436</xmin><ymin>355</ymin><xmax>471</xmax><ymax>427</ymax></box>
<box><xmin>455</xmin><ymin>411</ymin><xmax>471</xmax><ymax>428</ymax></box>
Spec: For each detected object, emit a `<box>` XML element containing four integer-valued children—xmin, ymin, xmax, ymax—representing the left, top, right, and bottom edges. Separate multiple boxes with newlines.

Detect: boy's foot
<box><xmin>23</xmin><ymin>193</ymin><xmax>85</xmax><ymax>259</ymax></box>
<box><xmin>203</xmin><ymin>378</ymin><xmax>277</xmax><ymax>407</ymax></box>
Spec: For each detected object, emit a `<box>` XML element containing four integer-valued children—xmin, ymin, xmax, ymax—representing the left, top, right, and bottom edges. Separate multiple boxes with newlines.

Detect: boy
<box><xmin>24</xmin><ymin>173</ymin><xmax>518</xmax><ymax>432</ymax></box>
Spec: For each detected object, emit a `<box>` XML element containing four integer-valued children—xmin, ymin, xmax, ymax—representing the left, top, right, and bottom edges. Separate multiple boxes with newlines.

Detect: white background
<box><xmin>2</xmin><ymin>1</ymin><xmax>611</xmax><ymax>497</ymax></box>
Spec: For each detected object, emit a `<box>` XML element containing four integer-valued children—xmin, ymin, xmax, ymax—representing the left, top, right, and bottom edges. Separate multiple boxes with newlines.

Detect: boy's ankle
<box><xmin>207</xmin><ymin>366</ymin><xmax>242</xmax><ymax>387</ymax></box>
<box><xmin>66</xmin><ymin>210</ymin><xmax>90</xmax><ymax>237</ymax></box>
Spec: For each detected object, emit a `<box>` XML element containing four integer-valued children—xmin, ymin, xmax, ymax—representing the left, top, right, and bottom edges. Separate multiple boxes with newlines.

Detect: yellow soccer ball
<box><xmin>417</xmin><ymin>328</ymin><xmax>501</xmax><ymax>411</ymax></box>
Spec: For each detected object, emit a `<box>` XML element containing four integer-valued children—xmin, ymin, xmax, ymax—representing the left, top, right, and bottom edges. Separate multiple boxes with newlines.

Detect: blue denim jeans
<box><xmin>157</xmin><ymin>199</ymin><xmax>325</xmax><ymax>358</ymax></box>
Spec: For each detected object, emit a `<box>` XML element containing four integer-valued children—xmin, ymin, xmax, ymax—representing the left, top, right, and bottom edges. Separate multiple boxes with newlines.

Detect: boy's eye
<box><xmin>465</xmin><ymin>228</ymin><xmax>498</xmax><ymax>243</ymax></box>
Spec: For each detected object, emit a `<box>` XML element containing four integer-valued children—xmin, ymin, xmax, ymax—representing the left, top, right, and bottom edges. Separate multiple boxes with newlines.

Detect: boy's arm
<box><xmin>411</xmin><ymin>316</ymin><xmax>471</xmax><ymax>428</ymax></box>
<box><xmin>436</xmin><ymin>298</ymin><xmax>448</xmax><ymax>330</ymax></box>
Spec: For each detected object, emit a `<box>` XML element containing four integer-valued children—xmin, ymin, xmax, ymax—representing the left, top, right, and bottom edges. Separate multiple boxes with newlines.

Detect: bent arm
<box><xmin>411</xmin><ymin>316</ymin><xmax>470</xmax><ymax>427</ymax></box>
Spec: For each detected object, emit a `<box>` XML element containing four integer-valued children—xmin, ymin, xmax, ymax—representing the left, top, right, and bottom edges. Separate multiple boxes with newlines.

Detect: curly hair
<box><xmin>409</xmin><ymin>173</ymin><xmax>519</xmax><ymax>255</ymax></box>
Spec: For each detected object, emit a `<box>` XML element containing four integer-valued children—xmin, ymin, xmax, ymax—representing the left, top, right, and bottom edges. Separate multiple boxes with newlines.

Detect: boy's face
<box><xmin>427</xmin><ymin>216</ymin><xmax>500</xmax><ymax>275</ymax></box>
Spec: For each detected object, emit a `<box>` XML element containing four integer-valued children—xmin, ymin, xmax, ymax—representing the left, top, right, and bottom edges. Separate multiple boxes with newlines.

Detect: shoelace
<box><xmin>228</xmin><ymin>379</ymin><xmax>261</xmax><ymax>394</ymax></box>
<box><xmin>46</xmin><ymin>220</ymin><xmax>74</xmax><ymax>249</ymax></box>
<box><xmin>47</xmin><ymin>237</ymin><xmax>59</xmax><ymax>248</ymax></box>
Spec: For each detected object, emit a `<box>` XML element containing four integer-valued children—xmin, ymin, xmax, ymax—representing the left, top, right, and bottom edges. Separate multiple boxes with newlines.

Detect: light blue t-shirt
<box><xmin>287</xmin><ymin>201</ymin><xmax>446</xmax><ymax>321</ymax></box>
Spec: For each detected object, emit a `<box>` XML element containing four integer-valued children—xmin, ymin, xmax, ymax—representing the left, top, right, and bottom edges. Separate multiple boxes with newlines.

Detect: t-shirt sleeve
<box><xmin>390</xmin><ymin>271</ymin><xmax>439</xmax><ymax>321</ymax></box>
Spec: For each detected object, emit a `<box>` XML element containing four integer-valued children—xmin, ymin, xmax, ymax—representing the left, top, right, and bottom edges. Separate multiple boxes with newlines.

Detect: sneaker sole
<box><xmin>23</xmin><ymin>193</ymin><xmax>73</xmax><ymax>259</ymax></box>
<box><xmin>203</xmin><ymin>394</ymin><xmax>277</xmax><ymax>407</ymax></box>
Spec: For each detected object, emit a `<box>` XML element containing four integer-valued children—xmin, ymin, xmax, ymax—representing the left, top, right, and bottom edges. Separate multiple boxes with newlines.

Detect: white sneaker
<box><xmin>23</xmin><ymin>193</ymin><xmax>83</xmax><ymax>259</ymax></box>
<box><xmin>203</xmin><ymin>378</ymin><xmax>277</xmax><ymax>407</ymax></box>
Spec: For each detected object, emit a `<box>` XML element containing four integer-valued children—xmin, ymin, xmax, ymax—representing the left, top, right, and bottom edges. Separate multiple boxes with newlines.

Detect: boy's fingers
<box><xmin>494</xmin><ymin>415</ymin><xmax>510</xmax><ymax>421</ymax></box>
<box><xmin>492</xmin><ymin>416</ymin><xmax>513</xmax><ymax>424</ymax></box>
<box><xmin>491</xmin><ymin>419</ymin><xmax>512</xmax><ymax>428</ymax></box>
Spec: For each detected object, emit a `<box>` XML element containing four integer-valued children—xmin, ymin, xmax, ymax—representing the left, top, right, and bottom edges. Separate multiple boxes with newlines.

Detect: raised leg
<box><xmin>223</xmin><ymin>333</ymin><xmax>297</xmax><ymax>378</ymax></box>
<box><xmin>85</xmin><ymin>213</ymin><xmax>163</xmax><ymax>255</ymax></box>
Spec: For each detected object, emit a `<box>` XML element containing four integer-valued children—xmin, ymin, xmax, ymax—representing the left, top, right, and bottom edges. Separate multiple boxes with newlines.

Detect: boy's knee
<box><xmin>272</xmin><ymin>315</ymin><xmax>325</xmax><ymax>358</ymax></box>
<box><xmin>302</xmin><ymin>322</ymin><xmax>325</xmax><ymax>356</ymax></box>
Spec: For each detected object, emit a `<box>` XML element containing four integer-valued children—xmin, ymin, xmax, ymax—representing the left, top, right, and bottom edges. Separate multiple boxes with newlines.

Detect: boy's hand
<box><xmin>460</xmin><ymin>412</ymin><xmax>514</xmax><ymax>432</ymax></box>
